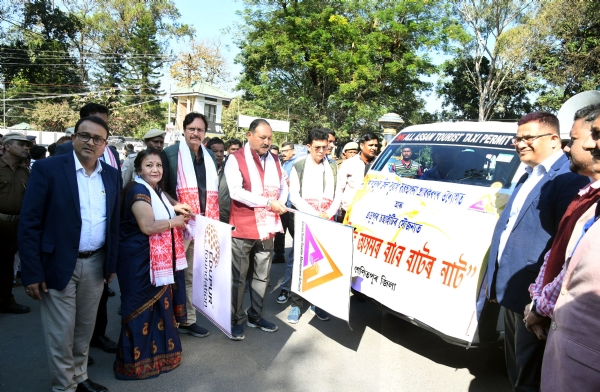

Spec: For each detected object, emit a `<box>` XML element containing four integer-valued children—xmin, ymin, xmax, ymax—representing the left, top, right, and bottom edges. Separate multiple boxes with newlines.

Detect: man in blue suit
<box><xmin>19</xmin><ymin>116</ymin><xmax>119</xmax><ymax>392</ymax></box>
<box><xmin>486</xmin><ymin>112</ymin><xmax>590</xmax><ymax>392</ymax></box>
<box><xmin>54</xmin><ymin>103</ymin><xmax>121</xmax><ymax>355</ymax></box>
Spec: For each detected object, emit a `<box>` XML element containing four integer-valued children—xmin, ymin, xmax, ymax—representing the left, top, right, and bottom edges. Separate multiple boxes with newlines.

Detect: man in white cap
<box><xmin>337</xmin><ymin>142</ymin><xmax>358</xmax><ymax>166</ymax></box>
<box><xmin>0</xmin><ymin>132</ymin><xmax>32</xmax><ymax>315</ymax></box>
<box><xmin>121</xmin><ymin>129</ymin><xmax>166</xmax><ymax>186</ymax></box>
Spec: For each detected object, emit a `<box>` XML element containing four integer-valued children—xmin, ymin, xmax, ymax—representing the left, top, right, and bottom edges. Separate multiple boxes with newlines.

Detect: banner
<box><xmin>346</xmin><ymin>172</ymin><xmax>512</xmax><ymax>342</ymax></box>
<box><xmin>192</xmin><ymin>216</ymin><xmax>233</xmax><ymax>338</ymax></box>
<box><xmin>292</xmin><ymin>211</ymin><xmax>354</xmax><ymax>322</ymax></box>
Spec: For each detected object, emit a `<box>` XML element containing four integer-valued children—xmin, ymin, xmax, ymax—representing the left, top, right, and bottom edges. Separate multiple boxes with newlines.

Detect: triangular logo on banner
<box><xmin>469</xmin><ymin>200</ymin><xmax>486</xmax><ymax>211</ymax></box>
<box><xmin>302</xmin><ymin>224</ymin><xmax>343</xmax><ymax>292</ymax></box>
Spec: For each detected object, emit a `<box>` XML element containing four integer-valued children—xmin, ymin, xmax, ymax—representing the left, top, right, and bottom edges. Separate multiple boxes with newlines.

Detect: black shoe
<box><xmin>90</xmin><ymin>335</ymin><xmax>117</xmax><ymax>353</ymax></box>
<box><xmin>107</xmin><ymin>287</ymin><xmax>116</xmax><ymax>297</ymax></box>
<box><xmin>0</xmin><ymin>303</ymin><xmax>31</xmax><ymax>314</ymax></box>
<box><xmin>76</xmin><ymin>379</ymin><xmax>107</xmax><ymax>392</ymax></box>
<box><xmin>177</xmin><ymin>323</ymin><xmax>210</xmax><ymax>338</ymax></box>
<box><xmin>272</xmin><ymin>254</ymin><xmax>286</xmax><ymax>264</ymax></box>
<box><xmin>87</xmin><ymin>356</ymin><xmax>94</xmax><ymax>367</ymax></box>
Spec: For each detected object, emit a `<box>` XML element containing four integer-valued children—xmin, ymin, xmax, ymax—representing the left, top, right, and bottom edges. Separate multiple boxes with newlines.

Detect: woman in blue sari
<box><xmin>114</xmin><ymin>149</ymin><xmax>192</xmax><ymax>380</ymax></box>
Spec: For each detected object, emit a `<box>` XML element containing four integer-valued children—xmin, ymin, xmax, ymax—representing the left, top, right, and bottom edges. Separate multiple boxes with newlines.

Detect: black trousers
<box><xmin>274</xmin><ymin>211</ymin><xmax>294</xmax><ymax>256</ymax></box>
<box><xmin>503</xmin><ymin>307</ymin><xmax>546</xmax><ymax>392</ymax></box>
<box><xmin>91</xmin><ymin>283</ymin><xmax>109</xmax><ymax>340</ymax></box>
<box><xmin>0</xmin><ymin>221</ymin><xmax>18</xmax><ymax>310</ymax></box>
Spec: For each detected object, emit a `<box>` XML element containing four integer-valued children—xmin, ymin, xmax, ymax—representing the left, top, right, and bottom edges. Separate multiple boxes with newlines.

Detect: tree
<box><xmin>123</xmin><ymin>13</ymin><xmax>163</xmax><ymax>115</ymax></box>
<box><xmin>170</xmin><ymin>39</ymin><xmax>230</xmax><ymax>88</ymax></box>
<box><xmin>235</xmin><ymin>0</ymin><xmax>460</xmax><ymax>142</ymax></box>
<box><xmin>437</xmin><ymin>56</ymin><xmax>533</xmax><ymax>120</ymax></box>
<box><xmin>29</xmin><ymin>100</ymin><xmax>79</xmax><ymax>132</ymax></box>
<box><xmin>0</xmin><ymin>0</ymin><xmax>83</xmax><ymax>125</ymax></box>
<box><xmin>504</xmin><ymin>0</ymin><xmax>600</xmax><ymax>111</ymax></box>
<box><xmin>448</xmin><ymin>0</ymin><xmax>535</xmax><ymax>121</ymax></box>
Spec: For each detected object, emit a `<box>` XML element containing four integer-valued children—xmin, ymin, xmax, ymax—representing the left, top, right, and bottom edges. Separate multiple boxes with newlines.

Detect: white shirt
<box><xmin>224</xmin><ymin>152</ymin><xmax>288</xmax><ymax>207</ymax></box>
<box><xmin>333</xmin><ymin>154</ymin><xmax>368</xmax><ymax>211</ymax></box>
<box><xmin>497</xmin><ymin>151</ymin><xmax>564</xmax><ymax>263</ymax></box>
<box><xmin>74</xmin><ymin>151</ymin><xmax>107</xmax><ymax>252</ymax></box>
<box><xmin>289</xmin><ymin>158</ymin><xmax>341</xmax><ymax>218</ymax></box>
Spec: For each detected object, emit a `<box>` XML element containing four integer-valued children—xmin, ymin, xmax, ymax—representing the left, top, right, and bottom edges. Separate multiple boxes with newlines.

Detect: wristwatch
<box><xmin>530</xmin><ymin>300</ymin><xmax>543</xmax><ymax>318</ymax></box>
<box><xmin>266</xmin><ymin>199</ymin><xmax>273</xmax><ymax>209</ymax></box>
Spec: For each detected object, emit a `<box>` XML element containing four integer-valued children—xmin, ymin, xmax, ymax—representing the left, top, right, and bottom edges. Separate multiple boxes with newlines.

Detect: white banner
<box><xmin>292</xmin><ymin>211</ymin><xmax>354</xmax><ymax>322</ymax></box>
<box><xmin>192</xmin><ymin>216</ymin><xmax>233</xmax><ymax>338</ymax></box>
<box><xmin>347</xmin><ymin>172</ymin><xmax>511</xmax><ymax>342</ymax></box>
<box><xmin>238</xmin><ymin>114</ymin><xmax>290</xmax><ymax>133</ymax></box>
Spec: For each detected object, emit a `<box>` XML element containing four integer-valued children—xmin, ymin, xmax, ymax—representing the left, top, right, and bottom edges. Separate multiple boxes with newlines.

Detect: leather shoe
<box><xmin>75</xmin><ymin>379</ymin><xmax>107</xmax><ymax>392</ymax></box>
<box><xmin>0</xmin><ymin>303</ymin><xmax>31</xmax><ymax>314</ymax></box>
<box><xmin>107</xmin><ymin>287</ymin><xmax>116</xmax><ymax>297</ymax></box>
<box><xmin>90</xmin><ymin>335</ymin><xmax>117</xmax><ymax>353</ymax></box>
<box><xmin>87</xmin><ymin>356</ymin><xmax>94</xmax><ymax>367</ymax></box>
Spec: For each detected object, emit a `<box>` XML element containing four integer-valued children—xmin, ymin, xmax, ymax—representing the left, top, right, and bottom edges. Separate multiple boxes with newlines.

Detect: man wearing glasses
<box><xmin>19</xmin><ymin>116</ymin><xmax>120</xmax><ymax>392</ymax></box>
<box><xmin>53</xmin><ymin>103</ymin><xmax>120</xmax><ymax>358</ymax></box>
<box><xmin>485</xmin><ymin>111</ymin><xmax>589</xmax><ymax>392</ymax></box>
<box><xmin>161</xmin><ymin>112</ymin><xmax>218</xmax><ymax>339</ymax></box>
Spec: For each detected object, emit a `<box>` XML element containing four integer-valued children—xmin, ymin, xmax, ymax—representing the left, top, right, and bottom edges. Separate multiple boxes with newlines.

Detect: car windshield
<box><xmin>373</xmin><ymin>139</ymin><xmax>521</xmax><ymax>188</ymax></box>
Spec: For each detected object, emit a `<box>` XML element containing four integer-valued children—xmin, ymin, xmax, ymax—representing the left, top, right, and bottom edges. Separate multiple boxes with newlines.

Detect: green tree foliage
<box><xmin>235</xmin><ymin>0</ymin><xmax>459</xmax><ymax>143</ymax></box>
<box><xmin>0</xmin><ymin>0</ymin><xmax>190</xmax><ymax>132</ymax></box>
<box><xmin>505</xmin><ymin>0</ymin><xmax>600</xmax><ymax>111</ymax></box>
<box><xmin>0</xmin><ymin>0</ymin><xmax>83</xmax><ymax>124</ymax></box>
<box><xmin>29</xmin><ymin>100</ymin><xmax>79</xmax><ymax>132</ymax></box>
<box><xmin>122</xmin><ymin>12</ymin><xmax>163</xmax><ymax>118</ymax></box>
<box><xmin>437</xmin><ymin>56</ymin><xmax>533</xmax><ymax>120</ymax></box>
<box><xmin>0</xmin><ymin>0</ymin><xmax>82</xmax><ymax>89</ymax></box>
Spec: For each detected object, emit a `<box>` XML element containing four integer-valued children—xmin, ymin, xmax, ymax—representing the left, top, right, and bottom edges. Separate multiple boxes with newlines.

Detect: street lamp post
<box><xmin>378</xmin><ymin>113</ymin><xmax>404</xmax><ymax>145</ymax></box>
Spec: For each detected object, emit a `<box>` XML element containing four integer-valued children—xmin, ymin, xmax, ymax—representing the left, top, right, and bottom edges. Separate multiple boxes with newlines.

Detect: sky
<box><xmin>164</xmin><ymin>0</ymin><xmax>244</xmax><ymax>93</ymax></box>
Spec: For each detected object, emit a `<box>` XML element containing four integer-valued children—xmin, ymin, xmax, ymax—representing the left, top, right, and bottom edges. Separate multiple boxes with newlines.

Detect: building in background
<box><xmin>171</xmin><ymin>81</ymin><xmax>233</xmax><ymax>141</ymax></box>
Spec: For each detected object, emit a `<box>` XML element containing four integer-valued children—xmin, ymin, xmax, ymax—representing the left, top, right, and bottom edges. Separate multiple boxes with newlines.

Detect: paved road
<box><xmin>1</xmin><ymin>247</ymin><xmax>510</xmax><ymax>392</ymax></box>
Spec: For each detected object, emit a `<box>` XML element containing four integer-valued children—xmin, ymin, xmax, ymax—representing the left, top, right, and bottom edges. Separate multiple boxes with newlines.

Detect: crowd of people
<box><xmin>0</xmin><ymin>102</ymin><xmax>380</xmax><ymax>392</ymax></box>
<box><xmin>3</xmin><ymin>94</ymin><xmax>600</xmax><ymax>391</ymax></box>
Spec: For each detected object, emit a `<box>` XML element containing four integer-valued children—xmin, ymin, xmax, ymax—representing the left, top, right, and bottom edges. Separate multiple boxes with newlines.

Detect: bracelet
<box><xmin>168</xmin><ymin>220</ymin><xmax>172</xmax><ymax>229</ymax></box>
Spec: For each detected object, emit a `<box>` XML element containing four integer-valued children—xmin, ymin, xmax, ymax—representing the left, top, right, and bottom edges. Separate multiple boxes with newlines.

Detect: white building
<box><xmin>170</xmin><ymin>82</ymin><xmax>233</xmax><ymax>138</ymax></box>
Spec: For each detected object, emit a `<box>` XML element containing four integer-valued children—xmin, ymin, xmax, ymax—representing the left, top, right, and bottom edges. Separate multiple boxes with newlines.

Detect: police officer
<box><xmin>0</xmin><ymin>132</ymin><xmax>32</xmax><ymax>314</ymax></box>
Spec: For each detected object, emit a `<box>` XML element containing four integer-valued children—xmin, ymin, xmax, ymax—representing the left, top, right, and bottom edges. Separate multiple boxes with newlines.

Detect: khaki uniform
<box><xmin>0</xmin><ymin>158</ymin><xmax>29</xmax><ymax>310</ymax></box>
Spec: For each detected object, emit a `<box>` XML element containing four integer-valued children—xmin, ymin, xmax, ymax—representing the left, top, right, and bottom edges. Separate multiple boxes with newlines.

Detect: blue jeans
<box><xmin>280</xmin><ymin>236</ymin><xmax>295</xmax><ymax>292</ymax></box>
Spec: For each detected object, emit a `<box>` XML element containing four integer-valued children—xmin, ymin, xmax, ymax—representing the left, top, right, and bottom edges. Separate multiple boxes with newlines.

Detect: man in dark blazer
<box><xmin>54</xmin><ymin>103</ymin><xmax>121</xmax><ymax>355</ymax></box>
<box><xmin>485</xmin><ymin>111</ymin><xmax>590</xmax><ymax>392</ymax></box>
<box><xmin>19</xmin><ymin>116</ymin><xmax>119</xmax><ymax>392</ymax></box>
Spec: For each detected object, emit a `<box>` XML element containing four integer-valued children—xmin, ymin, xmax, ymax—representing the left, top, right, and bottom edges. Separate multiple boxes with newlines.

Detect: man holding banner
<box><xmin>161</xmin><ymin>112</ymin><xmax>220</xmax><ymax>339</ymax></box>
<box><xmin>286</xmin><ymin>128</ymin><xmax>341</xmax><ymax>323</ymax></box>
<box><xmin>224</xmin><ymin>119</ymin><xmax>288</xmax><ymax>341</ymax></box>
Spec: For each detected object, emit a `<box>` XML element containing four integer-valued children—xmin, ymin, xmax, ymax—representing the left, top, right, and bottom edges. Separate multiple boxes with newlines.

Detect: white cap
<box><xmin>557</xmin><ymin>91</ymin><xmax>600</xmax><ymax>140</ymax></box>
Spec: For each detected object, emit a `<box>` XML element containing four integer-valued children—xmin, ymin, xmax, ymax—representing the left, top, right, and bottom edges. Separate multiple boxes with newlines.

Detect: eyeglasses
<box><xmin>76</xmin><ymin>133</ymin><xmax>107</xmax><ymax>146</ymax></box>
<box><xmin>280</xmin><ymin>148</ymin><xmax>293</xmax><ymax>153</ymax></box>
<box><xmin>512</xmin><ymin>133</ymin><xmax>554</xmax><ymax>145</ymax></box>
<box><xmin>311</xmin><ymin>146</ymin><xmax>327</xmax><ymax>151</ymax></box>
<box><xmin>186</xmin><ymin>128</ymin><xmax>205</xmax><ymax>134</ymax></box>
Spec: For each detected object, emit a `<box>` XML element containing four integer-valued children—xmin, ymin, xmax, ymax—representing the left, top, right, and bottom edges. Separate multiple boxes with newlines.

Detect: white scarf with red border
<box><xmin>244</xmin><ymin>143</ymin><xmax>283</xmax><ymax>240</ymax></box>
<box><xmin>176</xmin><ymin>142</ymin><xmax>219</xmax><ymax>239</ymax></box>
<box><xmin>300</xmin><ymin>157</ymin><xmax>334</xmax><ymax>212</ymax></box>
<box><xmin>103</xmin><ymin>147</ymin><xmax>119</xmax><ymax>169</ymax></box>
<box><xmin>135</xmin><ymin>177</ymin><xmax>187</xmax><ymax>287</ymax></box>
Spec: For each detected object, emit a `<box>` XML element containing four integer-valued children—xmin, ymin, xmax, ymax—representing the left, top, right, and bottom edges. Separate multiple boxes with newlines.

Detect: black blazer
<box><xmin>18</xmin><ymin>152</ymin><xmax>120</xmax><ymax>290</ymax></box>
